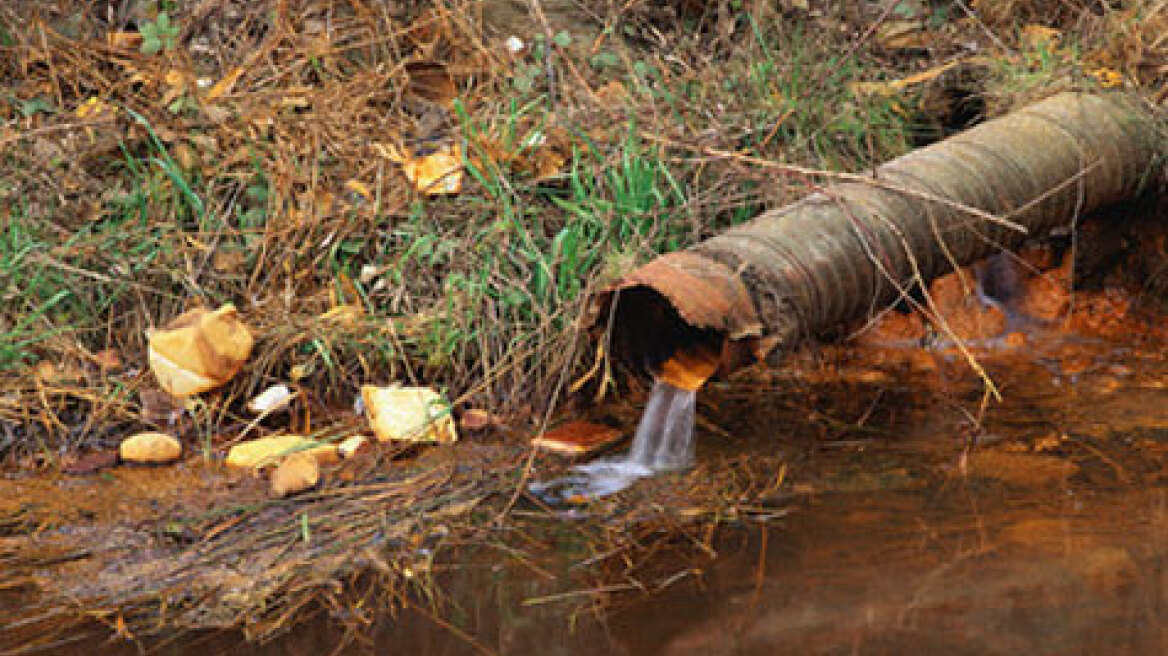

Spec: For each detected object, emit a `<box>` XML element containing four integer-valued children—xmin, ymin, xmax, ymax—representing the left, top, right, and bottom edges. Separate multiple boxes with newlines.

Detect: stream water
<box><xmin>5</xmin><ymin>331</ymin><xmax>1168</xmax><ymax>655</ymax></box>
<box><xmin>273</xmin><ymin>336</ymin><xmax>1168</xmax><ymax>654</ymax></box>
<box><xmin>529</xmin><ymin>379</ymin><xmax>698</xmax><ymax>503</ymax></box>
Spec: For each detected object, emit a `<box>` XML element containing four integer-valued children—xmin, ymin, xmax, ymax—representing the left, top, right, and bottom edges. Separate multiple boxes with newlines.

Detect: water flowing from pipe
<box><xmin>529</xmin><ymin>379</ymin><xmax>697</xmax><ymax>504</ymax></box>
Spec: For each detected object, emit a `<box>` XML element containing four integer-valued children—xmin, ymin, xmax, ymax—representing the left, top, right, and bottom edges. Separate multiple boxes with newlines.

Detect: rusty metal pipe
<box><xmin>588</xmin><ymin>92</ymin><xmax>1161</xmax><ymax>376</ymax></box>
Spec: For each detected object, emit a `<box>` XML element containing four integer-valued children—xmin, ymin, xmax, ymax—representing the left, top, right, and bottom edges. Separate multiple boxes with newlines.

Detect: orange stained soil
<box><xmin>0</xmin><ymin>461</ymin><xmax>266</xmax><ymax>539</ymax></box>
<box><xmin>859</xmin><ymin>247</ymin><xmax>1164</xmax><ymax>347</ymax></box>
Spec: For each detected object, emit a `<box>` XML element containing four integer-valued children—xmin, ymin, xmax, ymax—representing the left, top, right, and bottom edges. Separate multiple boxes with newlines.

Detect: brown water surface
<box><xmin>5</xmin><ymin>334</ymin><xmax>1168</xmax><ymax>655</ymax></box>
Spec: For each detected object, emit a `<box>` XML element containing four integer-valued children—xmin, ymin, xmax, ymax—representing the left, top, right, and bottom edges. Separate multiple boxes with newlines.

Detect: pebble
<box><xmin>270</xmin><ymin>452</ymin><xmax>320</xmax><ymax>497</ymax></box>
<box><xmin>119</xmin><ymin>432</ymin><xmax>182</xmax><ymax>464</ymax></box>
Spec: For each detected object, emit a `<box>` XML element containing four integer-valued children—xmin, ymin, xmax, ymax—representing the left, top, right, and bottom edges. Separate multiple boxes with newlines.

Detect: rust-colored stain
<box><xmin>585</xmin><ymin>251</ymin><xmax>769</xmax><ymax>375</ymax></box>
<box><xmin>659</xmin><ymin>343</ymin><xmax>721</xmax><ymax>391</ymax></box>
<box><xmin>612</xmin><ymin>252</ymin><xmax>761</xmax><ymax>337</ymax></box>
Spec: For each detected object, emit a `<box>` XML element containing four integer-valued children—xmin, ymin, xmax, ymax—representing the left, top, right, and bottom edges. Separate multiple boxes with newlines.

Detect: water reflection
<box><xmin>186</xmin><ymin>484</ymin><xmax>1165</xmax><ymax>656</ymax></box>
<box><xmin>616</xmin><ymin>488</ymin><xmax>1167</xmax><ymax>656</ymax></box>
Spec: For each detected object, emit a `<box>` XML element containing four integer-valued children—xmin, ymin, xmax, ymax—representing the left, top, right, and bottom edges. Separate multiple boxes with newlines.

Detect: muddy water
<box><xmin>9</xmin><ymin>335</ymin><xmax>1168</xmax><ymax>655</ymax></box>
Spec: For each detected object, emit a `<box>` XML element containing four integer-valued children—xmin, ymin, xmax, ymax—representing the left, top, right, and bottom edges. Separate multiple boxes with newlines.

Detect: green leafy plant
<box><xmin>140</xmin><ymin>11</ymin><xmax>179</xmax><ymax>55</ymax></box>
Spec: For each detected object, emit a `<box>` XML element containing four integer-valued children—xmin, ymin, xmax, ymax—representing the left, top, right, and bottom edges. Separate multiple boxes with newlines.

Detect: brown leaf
<box><xmin>92</xmin><ymin>349</ymin><xmax>123</xmax><ymax>371</ymax></box>
<box><xmin>34</xmin><ymin>360</ymin><xmax>86</xmax><ymax>384</ymax></box>
<box><xmin>405</xmin><ymin>61</ymin><xmax>458</xmax><ymax>106</ymax></box>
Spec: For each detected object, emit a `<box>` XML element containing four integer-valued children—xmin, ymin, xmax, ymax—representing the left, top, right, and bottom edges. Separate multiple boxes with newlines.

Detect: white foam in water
<box><xmin>529</xmin><ymin>379</ymin><xmax>697</xmax><ymax>504</ymax></box>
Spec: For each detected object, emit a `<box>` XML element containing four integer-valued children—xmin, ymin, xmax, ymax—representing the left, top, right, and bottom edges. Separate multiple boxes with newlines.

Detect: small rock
<box><xmin>270</xmin><ymin>452</ymin><xmax>320</xmax><ymax>497</ymax></box>
<box><xmin>459</xmin><ymin>408</ymin><xmax>506</xmax><ymax>431</ymax></box>
<box><xmin>147</xmin><ymin>304</ymin><xmax>254</xmax><ymax>397</ymax></box>
<box><xmin>119</xmin><ymin>432</ymin><xmax>182</xmax><ymax>464</ymax></box>
<box><xmin>362</xmin><ymin>385</ymin><xmax>458</xmax><ymax>443</ymax></box>
<box><xmin>226</xmin><ymin>435</ymin><xmax>338</xmax><ymax>470</ymax></box>
<box><xmin>247</xmin><ymin>384</ymin><xmax>296</xmax><ymax>414</ymax></box>
<box><xmin>338</xmin><ymin>434</ymin><xmax>370</xmax><ymax>459</ymax></box>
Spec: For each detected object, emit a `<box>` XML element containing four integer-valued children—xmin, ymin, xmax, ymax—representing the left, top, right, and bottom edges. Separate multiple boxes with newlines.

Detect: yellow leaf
<box><xmin>401</xmin><ymin>144</ymin><xmax>464</xmax><ymax>195</ymax></box>
<box><xmin>1021</xmin><ymin>24</ymin><xmax>1061</xmax><ymax>50</ymax></box>
<box><xmin>106</xmin><ymin>31</ymin><xmax>142</xmax><ymax>49</ymax></box>
<box><xmin>319</xmin><ymin>304</ymin><xmax>364</xmax><ymax>325</ymax></box>
<box><xmin>75</xmin><ymin>96</ymin><xmax>113</xmax><ymax>120</ymax></box>
<box><xmin>206</xmin><ymin>66</ymin><xmax>244</xmax><ymax>101</ymax></box>
<box><xmin>850</xmin><ymin>59</ymin><xmax>966</xmax><ymax>97</ymax></box>
<box><xmin>113</xmin><ymin>613</ymin><xmax>135</xmax><ymax>640</ymax></box>
<box><xmin>1087</xmin><ymin>67</ymin><xmax>1124</xmax><ymax>89</ymax></box>
<box><xmin>344</xmin><ymin>179</ymin><xmax>373</xmax><ymax>201</ymax></box>
<box><xmin>289</xmin><ymin>363</ymin><xmax>314</xmax><ymax>381</ymax></box>
<box><xmin>164</xmin><ymin>69</ymin><xmax>188</xmax><ymax>89</ymax></box>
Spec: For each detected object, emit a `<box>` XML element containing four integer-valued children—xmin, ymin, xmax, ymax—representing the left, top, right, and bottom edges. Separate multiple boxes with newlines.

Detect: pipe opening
<box><xmin>602</xmin><ymin>286</ymin><xmax>725</xmax><ymax>385</ymax></box>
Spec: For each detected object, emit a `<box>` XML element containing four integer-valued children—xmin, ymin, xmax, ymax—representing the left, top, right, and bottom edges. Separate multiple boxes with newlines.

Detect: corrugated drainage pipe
<box><xmin>586</xmin><ymin>92</ymin><xmax>1161</xmax><ymax>377</ymax></box>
